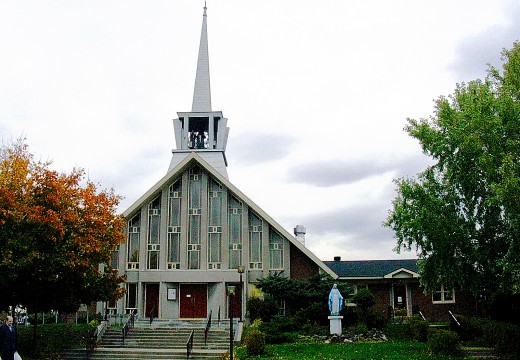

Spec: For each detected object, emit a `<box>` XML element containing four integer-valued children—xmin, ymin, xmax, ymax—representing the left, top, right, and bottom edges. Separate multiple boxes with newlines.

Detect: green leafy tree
<box><xmin>385</xmin><ymin>42</ymin><xmax>520</xmax><ymax>301</ymax></box>
<box><xmin>257</xmin><ymin>272</ymin><xmax>351</xmax><ymax>315</ymax></box>
<box><xmin>0</xmin><ymin>139</ymin><xmax>126</xmax><ymax>314</ymax></box>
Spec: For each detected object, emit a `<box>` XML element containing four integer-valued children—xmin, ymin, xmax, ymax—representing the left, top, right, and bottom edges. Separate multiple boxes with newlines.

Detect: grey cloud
<box><xmin>450</xmin><ymin>3</ymin><xmax>520</xmax><ymax>82</ymax></box>
<box><xmin>301</xmin><ymin>203</ymin><xmax>390</xmax><ymax>236</ymax></box>
<box><xmin>296</xmin><ymin>203</ymin><xmax>399</xmax><ymax>257</ymax></box>
<box><xmin>286</xmin><ymin>152</ymin><xmax>430</xmax><ymax>187</ymax></box>
<box><xmin>227</xmin><ymin>132</ymin><xmax>296</xmax><ymax>165</ymax></box>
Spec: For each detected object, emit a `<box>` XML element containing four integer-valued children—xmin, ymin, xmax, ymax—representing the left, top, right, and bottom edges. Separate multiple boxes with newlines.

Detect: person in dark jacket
<box><xmin>0</xmin><ymin>315</ymin><xmax>17</xmax><ymax>360</ymax></box>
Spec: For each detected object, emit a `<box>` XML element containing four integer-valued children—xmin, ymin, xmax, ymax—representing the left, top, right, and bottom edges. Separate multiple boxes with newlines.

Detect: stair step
<box><xmin>63</xmin><ymin>321</ymin><xmax>232</xmax><ymax>360</ymax></box>
<box><xmin>462</xmin><ymin>347</ymin><xmax>497</xmax><ymax>359</ymax></box>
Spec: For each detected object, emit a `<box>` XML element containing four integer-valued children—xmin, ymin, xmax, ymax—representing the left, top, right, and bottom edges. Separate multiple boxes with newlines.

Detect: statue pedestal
<box><xmin>328</xmin><ymin>315</ymin><xmax>343</xmax><ymax>336</ymax></box>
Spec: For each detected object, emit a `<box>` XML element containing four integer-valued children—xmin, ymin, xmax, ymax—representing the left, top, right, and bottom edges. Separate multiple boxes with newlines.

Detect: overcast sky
<box><xmin>1</xmin><ymin>1</ymin><xmax>518</xmax><ymax>261</ymax></box>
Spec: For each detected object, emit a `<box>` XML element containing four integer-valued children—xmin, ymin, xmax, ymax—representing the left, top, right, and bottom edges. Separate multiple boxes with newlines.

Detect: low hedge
<box><xmin>452</xmin><ymin>315</ymin><xmax>520</xmax><ymax>359</ymax></box>
<box><xmin>427</xmin><ymin>329</ymin><xmax>462</xmax><ymax>357</ymax></box>
<box><xmin>17</xmin><ymin>323</ymin><xmax>94</xmax><ymax>358</ymax></box>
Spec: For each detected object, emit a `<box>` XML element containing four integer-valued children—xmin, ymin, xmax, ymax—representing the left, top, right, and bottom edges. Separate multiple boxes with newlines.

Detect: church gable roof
<box><xmin>123</xmin><ymin>152</ymin><xmax>337</xmax><ymax>279</ymax></box>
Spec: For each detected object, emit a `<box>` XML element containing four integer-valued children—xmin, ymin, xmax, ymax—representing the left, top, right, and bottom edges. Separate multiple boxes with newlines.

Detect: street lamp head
<box><xmin>227</xmin><ymin>285</ymin><xmax>236</xmax><ymax>296</ymax></box>
<box><xmin>237</xmin><ymin>265</ymin><xmax>245</xmax><ymax>274</ymax></box>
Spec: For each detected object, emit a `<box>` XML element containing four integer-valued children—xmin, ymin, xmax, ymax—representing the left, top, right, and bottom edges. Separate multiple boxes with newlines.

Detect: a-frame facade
<box><xmin>104</xmin><ymin>5</ymin><xmax>336</xmax><ymax>321</ymax></box>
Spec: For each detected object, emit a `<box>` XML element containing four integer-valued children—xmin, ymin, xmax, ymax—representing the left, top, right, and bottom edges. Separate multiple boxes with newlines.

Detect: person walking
<box><xmin>0</xmin><ymin>315</ymin><xmax>17</xmax><ymax>360</ymax></box>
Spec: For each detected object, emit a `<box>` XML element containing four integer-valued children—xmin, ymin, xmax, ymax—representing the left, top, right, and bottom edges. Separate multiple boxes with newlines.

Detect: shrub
<box><xmin>354</xmin><ymin>288</ymin><xmax>375</xmax><ymax>310</ymax></box>
<box><xmin>407</xmin><ymin>317</ymin><xmax>429</xmax><ymax>342</ymax></box>
<box><xmin>17</xmin><ymin>323</ymin><xmax>94</xmax><ymax>358</ymax></box>
<box><xmin>450</xmin><ymin>314</ymin><xmax>483</xmax><ymax>341</ymax></box>
<box><xmin>294</xmin><ymin>302</ymin><xmax>329</xmax><ymax>326</ymax></box>
<box><xmin>479</xmin><ymin>318</ymin><xmax>520</xmax><ymax>359</ymax></box>
<box><xmin>365</xmin><ymin>309</ymin><xmax>387</xmax><ymax>330</ymax></box>
<box><xmin>385</xmin><ymin>323</ymin><xmax>414</xmax><ymax>341</ymax></box>
<box><xmin>427</xmin><ymin>329</ymin><xmax>462</xmax><ymax>357</ymax></box>
<box><xmin>343</xmin><ymin>306</ymin><xmax>363</xmax><ymax>327</ymax></box>
<box><xmin>450</xmin><ymin>315</ymin><xmax>520</xmax><ymax>358</ymax></box>
<box><xmin>245</xmin><ymin>328</ymin><xmax>266</xmax><ymax>356</ymax></box>
<box><xmin>258</xmin><ymin>315</ymin><xmax>298</xmax><ymax>344</ymax></box>
<box><xmin>247</xmin><ymin>296</ymin><xmax>279</xmax><ymax>322</ymax></box>
<box><xmin>353</xmin><ymin>322</ymin><xmax>368</xmax><ymax>335</ymax></box>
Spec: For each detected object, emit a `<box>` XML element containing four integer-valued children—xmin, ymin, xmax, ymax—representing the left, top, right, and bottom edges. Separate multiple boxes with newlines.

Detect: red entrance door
<box><xmin>180</xmin><ymin>284</ymin><xmax>207</xmax><ymax>318</ymax></box>
<box><xmin>145</xmin><ymin>284</ymin><xmax>159</xmax><ymax>319</ymax></box>
<box><xmin>230</xmin><ymin>283</ymin><xmax>242</xmax><ymax>319</ymax></box>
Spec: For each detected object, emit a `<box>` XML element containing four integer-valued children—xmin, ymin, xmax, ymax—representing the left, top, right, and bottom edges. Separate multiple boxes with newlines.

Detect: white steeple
<box><xmin>192</xmin><ymin>3</ymin><xmax>211</xmax><ymax>112</ymax></box>
<box><xmin>169</xmin><ymin>4</ymin><xmax>230</xmax><ymax>178</ymax></box>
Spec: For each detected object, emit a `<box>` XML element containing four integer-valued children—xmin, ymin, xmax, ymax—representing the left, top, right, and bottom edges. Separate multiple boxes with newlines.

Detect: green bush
<box><xmin>407</xmin><ymin>317</ymin><xmax>429</xmax><ymax>342</ymax></box>
<box><xmin>427</xmin><ymin>329</ymin><xmax>462</xmax><ymax>357</ymax></box>
<box><xmin>450</xmin><ymin>314</ymin><xmax>483</xmax><ymax>341</ymax></box>
<box><xmin>479</xmin><ymin>318</ymin><xmax>520</xmax><ymax>359</ymax></box>
<box><xmin>385</xmin><ymin>323</ymin><xmax>414</xmax><ymax>341</ymax></box>
<box><xmin>354</xmin><ymin>288</ymin><xmax>375</xmax><ymax>310</ymax></box>
<box><xmin>245</xmin><ymin>328</ymin><xmax>266</xmax><ymax>356</ymax></box>
<box><xmin>17</xmin><ymin>323</ymin><xmax>94</xmax><ymax>358</ymax></box>
<box><xmin>365</xmin><ymin>309</ymin><xmax>388</xmax><ymax>330</ymax></box>
<box><xmin>450</xmin><ymin>315</ymin><xmax>520</xmax><ymax>358</ymax></box>
<box><xmin>294</xmin><ymin>302</ymin><xmax>329</xmax><ymax>326</ymax></box>
<box><xmin>258</xmin><ymin>315</ymin><xmax>298</xmax><ymax>344</ymax></box>
<box><xmin>247</xmin><ymin>296</ymin><xmax>279</xmax><ymax>322</ymax></box>
<box><xmin>353</xmin><ymin>322</ymin><xmax>368</xmax><ymax>335</ymax></box>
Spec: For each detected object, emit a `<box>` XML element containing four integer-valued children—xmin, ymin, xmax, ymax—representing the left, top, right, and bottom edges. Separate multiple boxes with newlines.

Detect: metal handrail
<box><xmin>186</xmin><ymin>329</ymin><xmax>194</xmax><ymax>359</ymax></box>
<box><xmin>85</xmin><ymin>327</ymin><xmax>98</xmax><ymax>360</ymax></box>
<box><xmin>204</xmin><ymin>310</ymin><xmax>212</xmax><ymax>345</ymax></box>
<box><xmin>122</xmin><ymin>310</ymin><xmax>136</xmax><ymax>346</ymax></box>
<box><xmin>448</xmin><ymin>310</ymin><xmax>461</xmax><ymax>327</ymax></box>
<box><xmin>149</xmin><ymin>305</ymin><xmax>156</xmax><ymax>325</ymax></box>
<box><xmin>84</xmin><ymin>320</ymin><xmax>109</xmax><ymax>359</ymax></box>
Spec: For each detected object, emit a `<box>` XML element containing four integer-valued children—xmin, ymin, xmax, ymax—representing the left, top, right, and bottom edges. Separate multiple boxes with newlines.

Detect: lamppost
<box><xmin>227</xmin><ymin>285</ymin><xmax>236</xmax><ymax>360</ymax></box>
<box><xmin>237</xmin><ymin>265</ymin><xmax>245</xmax><ymax>322</ymax></box>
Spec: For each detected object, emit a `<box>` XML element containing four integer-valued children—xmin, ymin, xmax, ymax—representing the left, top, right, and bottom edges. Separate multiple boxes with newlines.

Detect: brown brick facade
<box><xmin>290</xmin><ymin>243</ymin><xmax>319</xmax><ymax>280</ymax></box>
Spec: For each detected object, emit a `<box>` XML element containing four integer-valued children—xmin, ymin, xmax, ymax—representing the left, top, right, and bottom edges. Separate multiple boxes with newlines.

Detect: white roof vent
<box><xmin>294</xmin><ymin>225</ymin><xmax>306</xmax><ymax>245</ymax></box>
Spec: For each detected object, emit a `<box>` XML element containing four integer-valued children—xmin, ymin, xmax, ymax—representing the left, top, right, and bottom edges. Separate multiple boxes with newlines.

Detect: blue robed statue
<box><xmin>328</xmin><ymin>283</ymin><xmax>343</xmax><ymax>316</ymax></box>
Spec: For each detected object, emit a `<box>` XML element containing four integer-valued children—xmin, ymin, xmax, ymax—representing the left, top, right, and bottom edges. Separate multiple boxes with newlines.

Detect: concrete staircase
<box><xmin>461</xmin><ymin>347</ymin><xmax>497</xmax><ymax>359</ymax></box>
<box><xmin>62</xmin><ymin>320</ymin><xmax>231</xmax><ymax>360</ymax></box>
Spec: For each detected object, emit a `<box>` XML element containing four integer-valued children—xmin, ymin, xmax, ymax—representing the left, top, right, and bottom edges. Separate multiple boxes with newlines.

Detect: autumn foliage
<box><xmin>0</xmin><ymin>139</ymin><xmax>126</xmax><ymax>313</ymax></box>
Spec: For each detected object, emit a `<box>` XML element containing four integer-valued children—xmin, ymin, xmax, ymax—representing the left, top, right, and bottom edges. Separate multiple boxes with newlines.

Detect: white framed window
<box><xmin>348</xmin><ymin>284</ymin><xmax>367</xmax><ymax>296</ymax></box>
<box><xmin>432</xmin><ymin>285</ymin><xmax>455</xmax><ymax>304</ymax></box>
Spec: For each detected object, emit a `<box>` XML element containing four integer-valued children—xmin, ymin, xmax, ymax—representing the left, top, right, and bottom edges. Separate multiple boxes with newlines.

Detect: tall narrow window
<box><xmin>147</xmin><ymin>196</ymin><xmax>161</xmax><ymax>270</ymax></box>
<box><xmin>127</xmin><ymin>214</ymin><xmax>140</xmax><ymax>270</ymax></box>
<box><xmin>228</xmin><ymin>195</ymin><xmax>242</xmax><ymax>269</ymax></box>
<box><xmin>249</xmin><ymin>212</ymin><xmax>263</xmax><ymax>269</ymax></box>
<box><xmin>126</xmin><ymin>283</ymin><xmax>137</xmax><ymax>314</ymax></box>
<box><xmin>167</xmin><ymin>180</ymin><xmax>182</xmax><ymax>270</ymax></box>
<box><xmin>269</xmin><ymin>228</ymin><xmax>284</xmax><ymax>270</ymax></box>
<box><xmin>110</xmin><ymin>245</ymin><xmax>119</xmax><ymax>270</ymax></box>
<box><xmin>208</xmin><ymin>178</ymin><xmax>222</xmax><ymax>269</ymax></box>
<box><xmin>188</xmin><ymin>166</ymin><xmax>202</xmax><ymax>269</ymax></box>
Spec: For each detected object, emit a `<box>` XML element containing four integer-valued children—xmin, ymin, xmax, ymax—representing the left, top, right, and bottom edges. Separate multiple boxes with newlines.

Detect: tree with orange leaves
<box><xmin>0</xmin><ymin>138</ymin><xmax>126</xmax><ymax>314</ymax></box>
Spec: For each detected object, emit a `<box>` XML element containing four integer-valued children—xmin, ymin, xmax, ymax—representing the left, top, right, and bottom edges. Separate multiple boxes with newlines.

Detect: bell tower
<box><xmin>169</xmin><ymin>4</ymin><xmax>230</xmax><ymax>178</ymax></box>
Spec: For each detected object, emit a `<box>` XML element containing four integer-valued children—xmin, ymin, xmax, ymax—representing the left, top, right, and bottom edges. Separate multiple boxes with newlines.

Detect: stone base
<box><xmin>328</xmin><ymin>315</ymin><xmax>343</xmax><ymax>336</ymax></box>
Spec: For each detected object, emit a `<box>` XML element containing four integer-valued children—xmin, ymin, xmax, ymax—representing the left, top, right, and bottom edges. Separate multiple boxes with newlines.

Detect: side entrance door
<box><xmin>145</xmin><ymin>283</ymin><xmax>159</xmax><ymax>319</ymax></box>
<box><xmin>180</xmin><ymin>284</ymin><xmax>207</xmax><ymax>318</ymax></box>
<box><xmin>393</xmin><ymin>283</ymin><xmax>407</xmax><ymax>313</ymax></box>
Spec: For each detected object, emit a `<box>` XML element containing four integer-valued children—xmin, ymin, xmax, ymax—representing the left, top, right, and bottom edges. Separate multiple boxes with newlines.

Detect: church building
<box><xmin>104</xmin><ymin>5</ymin><xmax>336</xmax><ymax>321</ymax></box>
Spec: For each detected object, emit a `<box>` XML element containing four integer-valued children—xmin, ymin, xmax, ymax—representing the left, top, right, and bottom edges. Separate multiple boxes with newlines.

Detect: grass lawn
<box><xmin>235</xmin><ymin>341</ymin><xmax>462</xmax><ymax>360</ymax></box>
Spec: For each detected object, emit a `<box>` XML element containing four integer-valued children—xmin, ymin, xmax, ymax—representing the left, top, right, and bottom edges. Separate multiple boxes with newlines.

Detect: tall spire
<box><xmin>192</xmin><ymin>3</ymin><xmax>212</xmax><ymax>112</ymax></box>
<box><xmin>170</xmin><ymin>2</ymin><xmax>230</xmax><ymax>179</ymax></box>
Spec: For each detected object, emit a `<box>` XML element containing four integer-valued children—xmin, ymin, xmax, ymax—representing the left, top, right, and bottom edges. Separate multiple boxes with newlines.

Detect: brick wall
<box><xmin>289</xmin><ymin>243</ymin><xmax>319</xmax><ymax>280</ymax></box>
